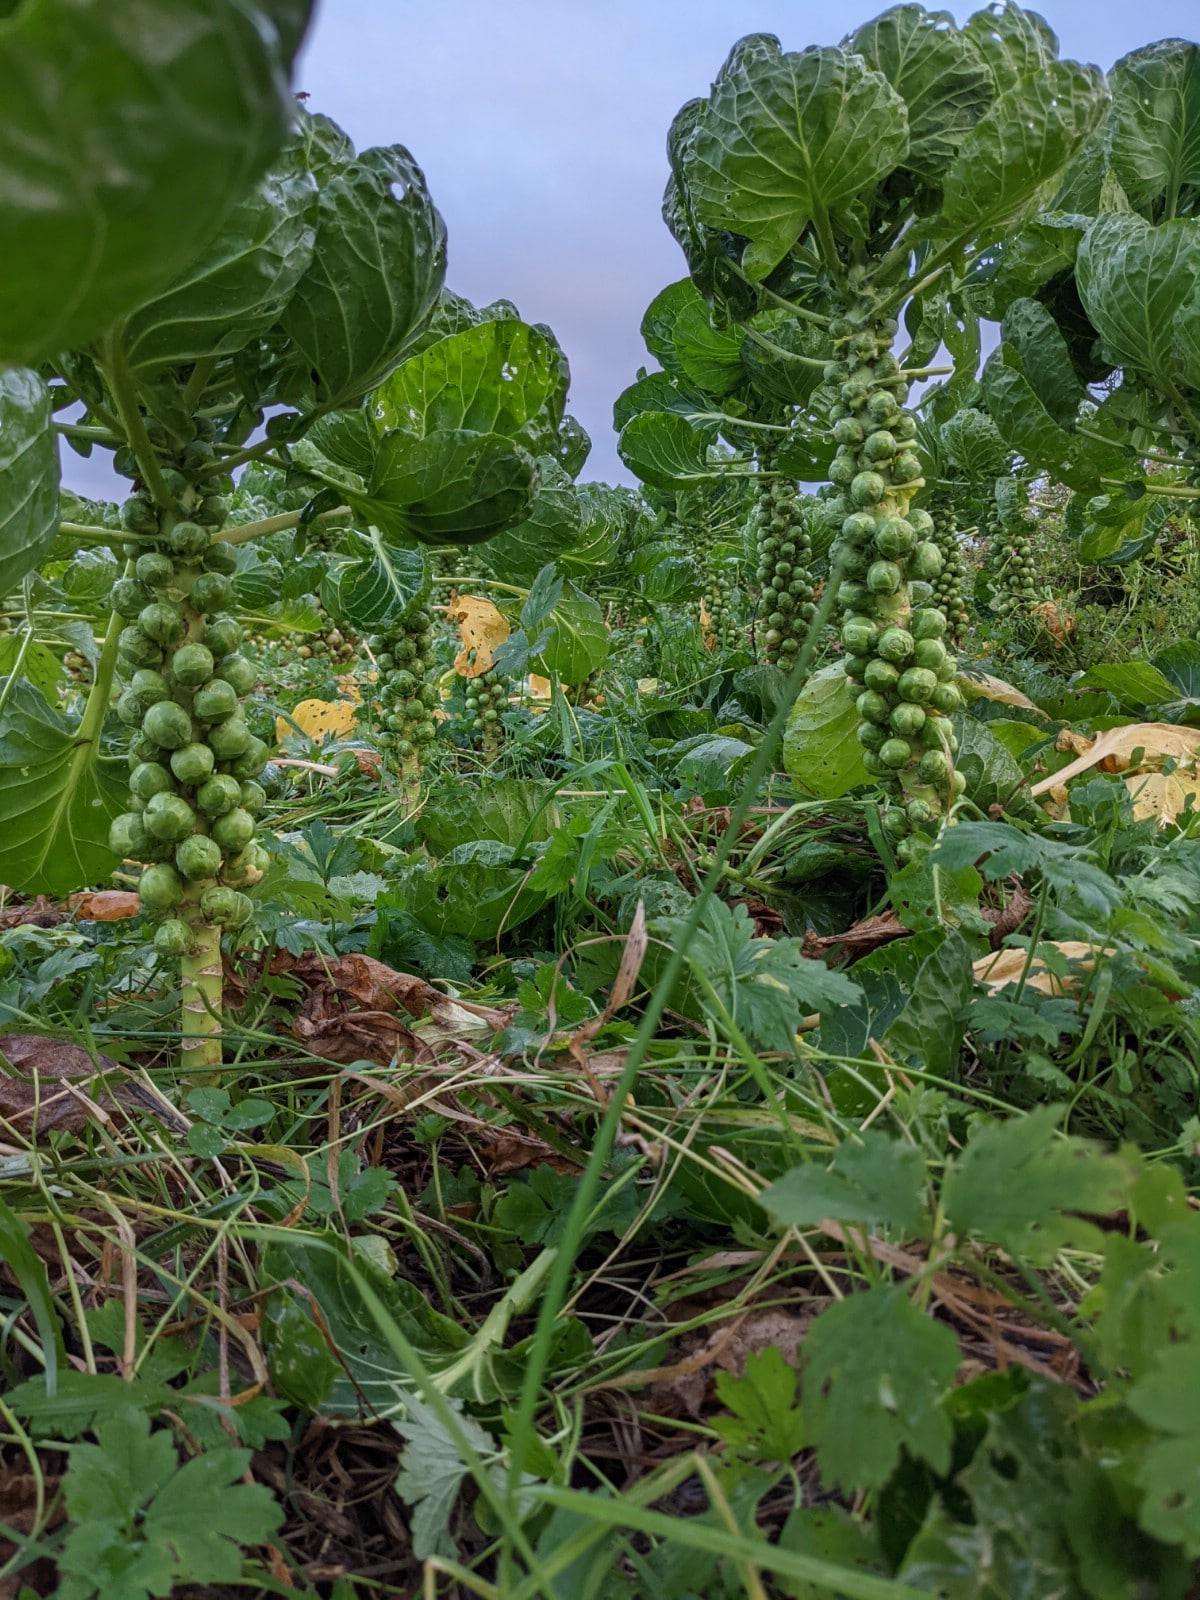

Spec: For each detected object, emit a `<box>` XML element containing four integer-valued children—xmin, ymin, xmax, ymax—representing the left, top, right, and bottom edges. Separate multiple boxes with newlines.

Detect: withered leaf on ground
<box><xmin>242</xmin><ymin>951</ymin><xmax>511</xmax><ymax>1067</ymax></box>
<box><xmin>0</xmin><ymin>1035</ymin><xmax>187</xmax><ymax>1138</ymax></box>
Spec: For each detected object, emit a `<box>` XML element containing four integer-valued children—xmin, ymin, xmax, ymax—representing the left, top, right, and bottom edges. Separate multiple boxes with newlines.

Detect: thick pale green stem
<box><xmin>180</xmin><ymin>907</ymin><xmax>224</xmax><ymax>1078</ymax></box>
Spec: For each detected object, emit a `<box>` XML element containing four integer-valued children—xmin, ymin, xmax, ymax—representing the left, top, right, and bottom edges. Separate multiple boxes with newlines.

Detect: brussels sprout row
<box><xmin>464</xmin><ymin>670</ymin><xmax>508</xmax><ymax>759</ymax></box>
<box><xmin>366</xmin><ymin>606</ymin><xmax>440</xmax><ymax>780</ymax></box>
<box><xmin>928</xmin><ymin>500</ymin><xmax>972</xmax><ymax>645</ymax></box>
<box><xmin>988</xmin><ymin>488</ymin><xmax>1039</xmax><ymax>617</ymax></box>
<box><xmin>823</xmin><ymin>308</ymin><xmax>964</xmax><ymax>844</ymax></box>
<box><xmin>107</xmin><ymin>498</ymin><xmax>268</xmax><ymax>958</ymax></box>
<box><xmin>702</xmin><ymin>561</ymin><xmax>744</xmax><ymax>652</ymax></box>
<box><xmin>753</xmin><ymin>472</ymin><xmax>817</xmax><ymax>671</ymax></box>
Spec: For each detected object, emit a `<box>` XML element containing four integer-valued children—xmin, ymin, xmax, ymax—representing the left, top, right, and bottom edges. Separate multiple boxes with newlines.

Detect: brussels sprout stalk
<box><xmin>825</xmin><ymin>307</ymin><xmax>964</xmax><ymax>848</ymax></box>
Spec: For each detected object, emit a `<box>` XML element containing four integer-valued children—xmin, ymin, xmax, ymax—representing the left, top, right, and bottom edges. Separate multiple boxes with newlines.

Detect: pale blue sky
<box><xmin>294</xmin><ymin>1</ymin><xmax>1200</xmax><ymax>485</ymax></box>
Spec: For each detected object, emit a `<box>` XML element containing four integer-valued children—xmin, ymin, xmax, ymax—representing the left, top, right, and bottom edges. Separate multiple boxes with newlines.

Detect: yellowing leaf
<box><xmin>1030</xmin><ymin>722</ymin><xmax>1200</xmax><ymax>797</ymax></box>
<box><xmin>974</xmin><ymin>941</ymin><xmax>1110</xmax><ymax>996</ymax></box>
<box><xmin>1124</xmin><ymin>770</ymin><xmax>1200</xmax><ymax>827</ymax></box>
<box><xmin>448</xmin><ymin>595</ymin><xmax>509</xmax><ymax>678</ymax></box>
<box><xmin>526</xmin><ymin>673</ymin><xmax>553</xmax><ymax>701</ymax></box>
<box><xmin>276</xmin><ymin>698</ymin><xmax>358</xmax><ymax>746</ymax></box>
<box><xmin>334</xmin><ymin>673</ymin><xmax>363</xmax><ymax>702</ymax></box>
<box><xmin>958</xmin><ymin>672</ymin><xmax>1044</xmax><ymax>715</ymax></box>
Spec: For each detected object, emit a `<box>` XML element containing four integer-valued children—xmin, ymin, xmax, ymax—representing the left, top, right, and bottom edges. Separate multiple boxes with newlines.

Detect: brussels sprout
<box><xmin>856</xmin><ymin>721</ymin><xmax>886</xmax><ymax>752</ymax></box>
<box><xmin>109</xmin><ymin>811</ymin><xmax>151</xmax><ymax>858</ymax></box>
<box><xmin>213</xmin><ymin>655</ymin><xmax>256</xmax><ymax>696</ymax></box>
<box><xmin>910</xmin><ymin>543</ymin><xmax>943</xmax><ymax>581</ymax></box>
<box><xmin>913</xmin><ymin>608</ymin><xmax>948</xmax><ymax>641</ymax></box>
<box><xmin>191</xmin><ymin>572</ymin><xmax>234</xmax><ymax>611</ymax></box>
<box><xmin>882</xmin><ymin>807</ymin><xmax>907</xmax><ymax>837</ymax></box>
<box><xmin>111</xmin><ymin>578</ymin><xmax>154</xmax><ymax>618</ymax></box>
<box><xmin>874</xmin><ymin>517</ymin><xmax>916</xmax><ymax>558</ymax></box>
<box><xmin>198</xmin><ymin>774</ymin><xmax>242</xmax><ymax>817</ymax></box>
<box><xmin>932</xmin><ymin>683</ymin><xmax>963</xmax><ymax>714</ymax></box>
<box><xmin>170</xmin><ymin>742</ymin><xmax>216</xmax><ymax>784</ymax></box>
<box><xmin>118</xmin><ymin>626</ymin><xmax>163</xmax><ymax>668</ymax></box>
<box><xmin>829</xmin><ymin>453</ymin><xmax>857</xmax><ymax>486</ymax></box>
<box><xmin>866</xmin><ymin>560</ymin><xmax>902</xmax><ymax>595</ymax></box>
<box><xmin>951</xmin><ymin>770</ymin><xmax>967</xmax><ymax>798</ymax></box>
<box><xmin>207</xmin><ymin>717</ymin><xmax>251</xmax><ymax>761</ymax></box>
<box><xmin>199</xmin><ymin>886</ymin><xmax>241</xmax><ymax>924</ymax></box>
<box><xmin>133</xmin><ymin>555</ymin><xmax>174</xmax><ymax>593</ymax></box>
<box><xmin>907</xmin><ymin>797</ymin><xmax>936</xmax><ymax>827</ymax></box>
<box><xmin>138</xmin><ymin>861</ymin><xmax>184</xmax><ymax>912</ymax></box>
<box><xmin>850</xmin><ymin>471</ymin><xmax>887</xmax><ymax>507</ymax></box>
<box><xmin>841</xmin><ymin>511</ymin><xmax>876</xmax><ymax>544</ymax></box>
<box><xmin>837</xmin><ymin>581</ymin><xmax>869</xmax><ymax>610</ymax></box>
<box><xmin>171</xmin><ymin>643</ymin><xmax>214</xmax><ymax>687</ymax></box>
<box><xmin>197</xmin><ymin>495</ymin><xmax>230</xmax><ymax>527</ymax></box>
<box><xmin>139</xmin><ymin>602</ymin><xmax>185</xmax><ymax>645</ymax></box>
<box><xmin>879</xmin><ymin>737</ymin><xmax>912</xmax><ymax>769</ymax></box>
<box><xmin>842</xmin><ymin>654</ymin><xmax>870</xmax><ymax>681</ymax></box>
<box><xmin>154</xmin><ymin>918</ymin><xmax>194</xmax><ymax>958</ymax></box>
<box><xmin>212</xmin><ymin>807</ymin><xmax>255</xmax><ymax>853</ymax></box>
<box><xmin>193</xmin><ymin>679</ymin><xmax>238</xmax><ymax>723</ymax></box>
<box><xmin>912</xmin><ymin>641</ymin><xmax>946</xmax><ymax>676</ymax></box>
<box><xmin>918</xmin><ymin>749</ymin><xmax>951</xmax><ymax>785</ymax></box>
<box><xmin>128</xmin><ymin>730</ymin><xmax>164</xmax><ymax>764</ymax></box>
<box><xmin>897</xmin><ymin>666</ymin><xmax>938</xmax><ymax>704</ymax></box>
<box><xmin>876</xmin><ymin>627</ymin><xmax>914</xmax><ymax>664</ymax></box>
<box><xmin>221</xmin><ymin>841</ymin><xmax>268</xmax><ymax>886</ymax></box>
<box><xmin>841</xmin><ymin>617</ymin><xmax>879</xmax><ymax>655</ymax></box>
<box><xmin>862</xmin><ymin>430</ymin><xmax>896</xmax><ymax>462</ymax></box>
<box><xmin>130</xmin><ymin>761</ymin><xmax>174</xmax><ymax>802</ymax></box>
<box><xmin>121</xmin><ymin>494</ymin><xmax>159</xmax><ymax>535</ymax></box>
<box><xmin>176</xmin><ymin>834</ymin><xmax>222</xmax><ymax>881</ymax></box>
<box><xmin>856</xmin><ymin>690</ymin><xmax>891</xmax><ymax>725</ymax></box>
<box><xmin>116</xmin><ymin>689</ymin><xmax>147</xmax><ymax>728</ymax></box>
<box><xmin>863</xmin><ymin>658</ymin><xmax>899</xmax><ymax>692</ymax></box>
<box><xmin>861</xmin><ymin>750</ymin><xmax>887</xmax><ymax>776</ymax></box>
<box><xmin>142</xmin><ymin>700</ymin><xmax>193</xmax><ymax>750</ymax></box>
<box><xmin>867</xmin><ymin>391</ymin><xmax>900</xmax><ymax>425</ymax></box>
<box><xmin>168</xmin><ymin>520</ymin><xmax>209</xmax><ymax>558</ymax></box>
<box><xmin>890</xmin><ymin>702</ymin><xmax>926</xmax><ymax>737</ymax></box>
<box><xmin>202</xmin><ymin>541</ymin><xmax>238</xmax><ymax>575</ymax></box>
<box><xmin>909</xmin><ymin>509</ymin><xmax>935</xmax><ymax>537</ymax></box>
<box><xmin>891</xmin><ymin>452</ymin><xmax>923</xmax><ymax>485</ymax></box>
<box><xmin>204</xmin><ymin>617</ymin><xmax>242</xmax><ymax>657</ymax></box>
<box><xmin>239</xmin><ymin>780</ymin><xmax>267</xmax><ymax>815</ymax></box>
<box><xmin>833</xmin><ymin>417</ymin><xmax>864</xmax><ymax>446</ymax></box>
<box><xmin>144</xmin><ymin>791</ymin><xmax>197</xmax><ymax>842</ymax></box>
<box><xmin>228</xmin><ymin>736</ymin><xmax>269</xmax><ymax>780</ymax></box>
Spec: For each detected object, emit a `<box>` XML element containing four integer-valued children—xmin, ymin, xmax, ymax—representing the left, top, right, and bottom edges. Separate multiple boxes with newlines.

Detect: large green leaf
<box><xmin>0</xmin><ymin>369</ymin><xmax>59</xmax><ymax>599</ymax></box>
<box><xmin>399</xmin><ymin>841</ymin><xmax>551</xmax><ymax>941</ymax></box>
<box><xmin>981</xmin><ymin>343</ymin><xmax>1122</xmax><ymax>492</ymax></box>
<box><xmin>616</xmin><ymin>412</ymin><xmax>728</xmax><ymax>490</ymax></box>
<box><xmin>530</xmin><ymin>584</ymin><xmax>610</xmax><ymax>684</ymax></box>
<box><xmin>0</xmin><ymin>0</ymin><xmax>307</xmax><ymax>365</ymax></box>
<box><xmin>685</xmin><ymin>42</ymin><xmax>909</xmax><ymax>276</ymax></box>
<box><xmin>612</xmin><ymin>371</ymin><xmax>713</xmax><ymax>435</ymax></box>
<box><xmin>374</xmin><ymin>320</ymin><xmax>566</xmax><ymax>455</ymax></box>
<box><xmin>477</xmin><ymin>460</ymin><xmax>583</xmax><ymax>584</ymax></box>
<box><xmin>782</xmin><ymin>664</ymin><xmax>871</xmax><ymax>799</ymax></box>
<box><xmin>319</xmin><ymin>531</ymin><xmax>427</xmax><ymax>631</ymax></box>
<box><xmin>1108</xmin><ymin>40</ymin><xmax>1200</xmax><ymax>218</ymax></box>
<box><xmin>1076</xmin><ymin>213</ymin><xmax>1200</xmax><ymax>391</ymax></box>
<box><xmin>1000</xmin><ymin>298</ymin><xmax>1084</xmax><ymax>429</ymax></box>
<box><xmin>932</xmin><ymin>63</ymin><xmax>1107</xmax><ymax>247</ymax></box>
<box><xmin>740</xmin><ymin>311</ymin><xmax>826</xmax><ymax>407</ymax></box>
<box><xmin>961</xmin><ymin>212</ymin><xmax>1088</xmax><ymax>320</ymax></box>
<box><xmin>640</xmin><ymin>280</ymin><xmax>745</xmax><ymax>396</ymax></box>
<box><xmin>357</xmin><ymin>429</ymin><xmax>537</xmax><ymax>546</ymax></box>
<box><xmin>846</xmin><ymin>7</ymin><xmax>992</xmax><ymax>181</ymax></box>
<box><xmin>121</xmin><ymin>147</ymin><xmax>317</xmax><ymax>375</ymax></box>
<box><xmin>0</xmin><ymin>680</ymin><xmax>126</xmax><ymax>897</ymax></box>
<box><xmin>962</xmin><ymin>5</ymin><xmax>1058</xmax><ymax>97</ymax></box>
<box><xmin>278</xmin><ymin>142</ymin><xmax>446</xmax><ymax>408</ymax></box>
